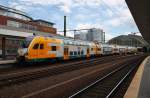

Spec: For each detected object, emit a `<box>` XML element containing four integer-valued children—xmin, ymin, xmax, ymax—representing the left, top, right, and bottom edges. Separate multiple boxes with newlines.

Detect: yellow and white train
<box><xmin>17</xmin><ymin>36</ymin><xmax>138</xmax><ymax>63</ymax></box>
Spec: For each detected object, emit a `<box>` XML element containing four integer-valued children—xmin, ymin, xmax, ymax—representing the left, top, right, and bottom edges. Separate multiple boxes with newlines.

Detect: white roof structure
<box><xmin>0</xmin><ymin>27</ymin><xmax>33</xmax><ymax>37</ymax></box>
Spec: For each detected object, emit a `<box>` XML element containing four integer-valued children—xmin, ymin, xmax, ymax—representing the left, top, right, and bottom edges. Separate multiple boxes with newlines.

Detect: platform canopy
<box><xmin>126</xmin><ymin>0</ymin><xmax>150</xmax><ymax>44</ymax></box>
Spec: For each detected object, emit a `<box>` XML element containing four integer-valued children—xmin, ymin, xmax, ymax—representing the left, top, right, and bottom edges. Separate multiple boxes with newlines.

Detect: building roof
<box><xmin>31</xmin><ymin>19</ymin><xmax>55</xmax><ymax>25</ymax></box>
<box><xmin>0</xmin><ymin>5</ymin><xmax>55</xmax><ymax>26</ymax></box>
<box><xmin>0</xmin><ymin>5</ymin><xmax>33</xmax><ymax>20</ymax></box>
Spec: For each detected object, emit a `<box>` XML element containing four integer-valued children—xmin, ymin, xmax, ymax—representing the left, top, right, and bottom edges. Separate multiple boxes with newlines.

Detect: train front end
<box><xmin>17</xmin><ymin>36</ymin><xmax>34</xmax><ymax>63</ymax></box>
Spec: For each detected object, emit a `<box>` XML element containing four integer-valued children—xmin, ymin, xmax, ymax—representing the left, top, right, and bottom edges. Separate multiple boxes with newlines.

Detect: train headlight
<box><xmin>18</xmin><ymin>48</ymin><xmax>27</xmax><ymax>56</ymax></box>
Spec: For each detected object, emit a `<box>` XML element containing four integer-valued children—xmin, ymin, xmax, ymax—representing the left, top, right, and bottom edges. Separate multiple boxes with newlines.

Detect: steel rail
<box><xmin>69</xmin><ymin>56</ymin><xmax>143</xmax><ymax>98</ymax></box>
<box><xmin>0</xmin><ymin>55</ymin><xmax>130</xmax><ymax>87</ymax></box>
<box><xmin>106</xmin><ymin>58</ymin><xmax>142</xmax><ymax>98</ymax></box>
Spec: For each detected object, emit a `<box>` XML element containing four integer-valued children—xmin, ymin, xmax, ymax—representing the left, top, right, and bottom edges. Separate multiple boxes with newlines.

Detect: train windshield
<box><xmin>21</xmin><ymin>36</ymin><xmax>34</xmax><ymax>48</ymax></box>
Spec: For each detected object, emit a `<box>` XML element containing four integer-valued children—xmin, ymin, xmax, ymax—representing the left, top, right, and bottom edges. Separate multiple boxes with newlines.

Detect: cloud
<box><xmin>102</xmin><ymin>0</ymin><xmax>125</xmax><ymax>8</ymax></box>
<box><xmin>76</xmin><ymin>23</ymin><xmax>104</xmax><ymax>29</ymax></box>
<box><xmin>9</xmin><ymin>0</ymin><xmax>103</xmax><ymax>14</ymax></box>
<box><xmin>106</xmin><ymin>18</ymin><xmax>122</xmax><ymax>27</ymax></box>
<box><xmin>19</xmin><ymin>0</ymin><xmax>60</xmax><ymax>5</ymax></box>
<box><xmin>9</xmin><ymin>0</ymin><xmax>73</xmax><ymax>13</ymax></box>
<box><xmin>105</xmin><ymin>33</ymin><xmax>115</xmax><ymax>42</ymax></box>
<box><xmin>123</xmin><ymin>32</ymin><xmax>142</xmax><ymax>36</ymax></box>
<box><xmin>73</xmin><ymin>0</ymin><xmax>102</xmax><ymax>7</ymax></box>
<box><xmin>105</xmin><ymin>9</ymin><xmax>113</xmax><ymax>17</ymax></box>
<box><xmin>103</xmin><ymin>7</ymin><xmax>136</xmax><ymax>29</ymax></box>
<box><xmin>58</xmin><ymin>2</ymin><xmax>71</xmax><ymax>13</ymax></box>
<box><xmin>7</xmin><ymin>0</ymin><xmax>138</xmax><ymax>38</ymax></box>
<box><xmin>75</xmin><ymin>13</ymin><xmax>101</xmax><ymax>22</ymax></box>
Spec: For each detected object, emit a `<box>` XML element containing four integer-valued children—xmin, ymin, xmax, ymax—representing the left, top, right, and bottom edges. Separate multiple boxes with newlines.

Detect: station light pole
<box><xmin>64</xmin><ymin>16</ymin><xmax>67</xmax><ymax>37</ymax></box>
<box><xmin>103</xmin><ymin>31</ymin><xmax>105</xmax><ymax>43</ymax></box>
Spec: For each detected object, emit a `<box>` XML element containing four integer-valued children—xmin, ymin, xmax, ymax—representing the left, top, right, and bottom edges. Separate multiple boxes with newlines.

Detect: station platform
<box><xmin>0</xmin><ymin>59</ymin><xmax>16</xmax><ymax>65</ymax></box>
<box><xmin>124</xmin><ymin>55</ymin><xmax>150</xmax><ymax>98</ymax></box>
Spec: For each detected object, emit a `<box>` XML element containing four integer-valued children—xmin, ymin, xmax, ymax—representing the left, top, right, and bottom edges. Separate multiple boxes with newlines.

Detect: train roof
<box><xmin>42</xmin><ymin>35</ymin><xmax>97</xmax><ymax>46</ymax></box>
<box><xmin>28</xmin><ymin>35</ymin><xmax>96</xmax><ymax>46</ymax></box>
<box><xmin>28</xmin><ymin>35</ymin><xmax>138</xmax><ymax>48</ymax></box>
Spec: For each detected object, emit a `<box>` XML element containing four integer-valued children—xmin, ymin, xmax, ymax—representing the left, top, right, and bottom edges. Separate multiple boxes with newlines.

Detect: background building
<box><xmin>74</xmin><ymin>28</ymin><xmax>105</xmax><ymax>43</ymax></box>
<box><xmin>86</xmin><ymin>28</ymin><xmax>105</xmax><ymax>43</ymax></box>
<box><xmin>74</xmin><ymin>32</ymin><xmax>87</xmax><ymax>41</ymax></box>
<box><xmin>108</xmin><ymin>34</ymin><xmax>150</xmax><ymax>52</ymax></box>
<box><xmin>0</xmin><ymin>5</ymin><xmax>57</xmax><ymax>59</ymax></box>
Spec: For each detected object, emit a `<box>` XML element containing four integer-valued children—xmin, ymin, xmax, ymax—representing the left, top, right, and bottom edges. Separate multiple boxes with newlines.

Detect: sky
<box><xmin>0</xmin><ymin>0</ymin><xmax>140</xmax><ymax>41</ymax></box>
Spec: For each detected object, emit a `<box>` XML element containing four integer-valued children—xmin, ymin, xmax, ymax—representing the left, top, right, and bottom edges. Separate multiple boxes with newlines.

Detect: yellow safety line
<box><xmin>124</xmin><ymin>56</ymin><xmax>150</xmax><ymax>98</ymax></box>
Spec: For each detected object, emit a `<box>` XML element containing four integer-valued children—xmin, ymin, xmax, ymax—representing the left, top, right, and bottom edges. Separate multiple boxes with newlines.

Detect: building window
<box><xmin>51</xmin><ymin>46</ymin><xmax>56</xmax><ymax>51</ymax></box>
<box><xmin>7</xmin><ymin>20</ymin><xmax>37</xmax><ymax>31</ymax></box>
<box><xmin>7</xmin><ymin>20</ymin><xmax>21</xmax><ymax>28</ymax></box>
<box><xmin>78</xmin><ymin>51</ymin><xmax>80</xmax><ymax>55</ymax></box>
<box><xmin>21</xmin><ymin>23</ymin><xmax>28</xmax><ymax>29</ymax></box>
<box><xmin>33</xmin><ymin>43</ymin><xmax>39</xmax><ymax>49</ymax></box>
<box><xmin>81</xmin><ymin>50</ymin><xmax>84</xmax><ymax>55</ymax></box>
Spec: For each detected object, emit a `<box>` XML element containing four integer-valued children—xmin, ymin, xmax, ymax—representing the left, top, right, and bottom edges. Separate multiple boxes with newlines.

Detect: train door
<box><xmin>95</xmin><ymin>45</ymin><xmax>99</xmax><ymax>55</ymax></box>
<box><xmin>64</xmin><ymin>46</ymin><xmax>69</xmax><ymax>60</ymax></box>
<box><xmin>87</xmin><ymin>48</ymin><xmax>90</xmax><ymax>57</ymax></box>
<box><xmin>95</xmin><ymin>43</ymin><xmax>101</xmax><ymax>56</ymax></box>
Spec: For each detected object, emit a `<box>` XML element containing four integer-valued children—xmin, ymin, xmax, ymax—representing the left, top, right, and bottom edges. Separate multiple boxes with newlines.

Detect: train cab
<box><xmin>17</xmin><ymin>36</ymin><xmax>63</xmax><ymax>62</ymax></box>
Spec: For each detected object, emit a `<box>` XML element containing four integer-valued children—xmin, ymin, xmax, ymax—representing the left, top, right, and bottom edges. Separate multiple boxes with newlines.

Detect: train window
<box><xmin>70</xmin><ymin>51</ymin><xmax>73</xmax><ymax>55</ymax></box>
<box><xmin>78</xmin><ymin>51</ymin><xmax>80</xmax><ymax>55</ymax></box>
<box><xmin>98</xmin><ymin>48</ymin><xmax>101</xmax><ymax>51</ymax></box>
<box><xmin>33</xmin><ymin>43</ymin><xmax>39</xmax><ymax>49</ymax></box>
<box><xmin>114</xmin><ymin>48</ymin><xmax>118</xmax><ymax>51</ymax></box>
<box><xmin>40</xmin><ymin>44</ymin><xmax>44</xmax><ymax>49</ymax></box>
<box><xmin>81</xmin><ymin>50</ymin><xmax>84</xmax><ymax>55</ymax></box>
<box><xmin>74</xmin><ymin>51</ymin><xmax>77</xmax><ymax>55</ymax></box>
<box><xmin>51</xmin><ymin>46</ymin><xmax>56</xmax><ymax>51</ymax></box>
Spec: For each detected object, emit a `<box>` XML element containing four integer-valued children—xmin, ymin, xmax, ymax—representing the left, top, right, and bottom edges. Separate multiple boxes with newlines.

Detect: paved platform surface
<box><xmin>0</xmin><ymin>59</ymin><xmax>16</xmax><ymax>65</ymax></box>
<box><xmin>124</xmin><ymin>56</ymin><xmax>150</xmax><ymax>98</ymax></box>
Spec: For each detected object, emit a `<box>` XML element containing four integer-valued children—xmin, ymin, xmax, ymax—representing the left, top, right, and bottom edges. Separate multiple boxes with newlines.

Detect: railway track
<box><xmin>17</xmin><ymin>55</ymin><xmax>146</xmax><ymax>98</ymax></box>
<box><xmin>0</xmin><ymin>55</ymin><xmax>147</xmax><ymax>98</ymax></box>
<box><xmin>0</xmin><ymin>55</ymin><xmax>134</xmax><ymax>88</ymax></box>
<box><xmin>69</xmin><ymin>55</ymin><xmax>145</xmax><ymax>98</ymax></box>
<box><xmin>0</xmin><ymin>55</ymin><xmax>124</xmax><ymax>74</ymax></box>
